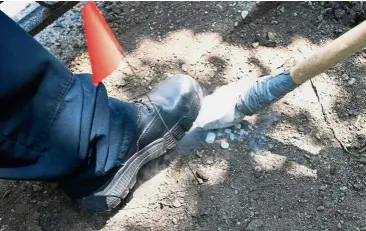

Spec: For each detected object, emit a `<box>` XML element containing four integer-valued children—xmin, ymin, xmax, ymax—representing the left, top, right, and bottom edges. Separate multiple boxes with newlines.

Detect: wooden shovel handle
<box><xmin>290</xmin><ymin>20</ymin><xmax>366</xmax><ymax>84</ymax></box>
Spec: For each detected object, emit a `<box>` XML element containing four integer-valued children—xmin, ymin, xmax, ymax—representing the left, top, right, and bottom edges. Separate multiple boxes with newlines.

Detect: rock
<box><xmin>172</xmin><ymin>199</ymin><xmax>182</xmax><ymax>208</ymax></box>
<box><xmin>253</xmin><ymin>166</ymin><xmax>262</xmax><ymax>178</ymax></box>
<box><xmin>130</xmin><ymin>9</ymin><xmax>135</xmax><ymax>12</ymax></box>
<box><xmin>293</xmin><ymin>12</ymin><xmax>298</xmax><ymax>16</ymax></box>
<box><xmin>342</xmin><ymin>73</ymin><xmax>350</xmax><ymax>80</ymax></box>
<box><xmin>340</xmin><ymin>186</ymin><xmax>347</xmax><ymax>191</ymax></box>
<box><xmin>205</xmin><ymin>132</ymin><xmax>216</xmax><ymax>144</ymax></box>
<box><xmin>217</xmin><ymin>131</ymin><xmax>223</xmax><ymax>137</ymax></box>
<box><xmin>229</xmin><ymin>134</ymin><xmax>235</xmax><ymax>141</ymax></box>
<box><xmin>196</xmin><ymin>168</ymin><xmax>210</xmax><ymax>181</ymax></box>
<box><xmin>172</xmin><ymin>218</ymin><xmax>178</xmax><ymax>225</ymax></box>
<box><xmin>279</xmin><ymin>6</ymin><xmax>285</xmax><ymax>13</ymax></box>
<box><xmin>337</xmin><ymin>223</ymin><xmax>342</xmax><ymax>229</ymax></box>
<box><xmin>353</xmin><ymin>183</ymin><xmax>363</xmax><ymax>191</ymax></box>
<box><xmin>239</xmin><ymin>129</ymin><xmax>248</xmax><ymax>135</ymax></box>
<box><xmin>221</xmin><ymin>140</ymin><xmax>229</xmax><ymax>149</ymax></box>
<box><xmin>41</xmin><ymin>201</ymin><xmax>50</xmax><ymax>207</ymax></box>
<box><xmin>235</xmin><ymin>124</ymin><xmax>242</xmax><ymax>129</ymax></box>
<box><xmin>236</xmin><ymin>221</ymin><xmax>241</xmax><ymax>226</ymax></box>
<box><xmin>32</xmin><ymin>184</ymin><xmax>43</xmax><ymax>192</ymax></box>
<box><xmin>181</xmin><ymin>63</ymin><xmax>187</xmax><ymax>72</ymax></box>
<box><xmin>196</xmin><ymin>150</ymin><xmax>204</xmax><ymax>158</ymax></box>
<box><xmin>54</xmin><ymin>20</ymin><xmax>64</xmax><ymax>28</ymax></box>
<box><xmin>252</xmin><ymin>42</ymin><xmax>259</xmax><ymax>48</ymax></box>
<box><xmin>206</xmin><ymin>156</ymin><xmax>214</xmax><ymax>164</ymax></box>
<box><xmin>241</xmin><ymin>10</ymin><xmax>249</xmax><ymax>19</ymax></box>
<box><xmin>348</xmin><ymin>78</ymin><xmax>356</xmax><ymax>85</ymax></box>
<box><xmin>267</xmin><ymin>32</ymin><xmax>277</xmax><ymax>43</ymax></box>
<box><xmin>246</xmin><ymin>219</ymin><xmax>264</xmax><ymax>231</ymax></box>
<box><xmin>2</xmin><ymin>190</ymin><xmax>11</xmax><ymax>198</ymax></box>
<box><xmin>319</xmin><ymin>185</ymin><xmax>328</xmax><ymax>191</ymax></box>
<box><xmin>334</xmin><ymin>8</ymin><xmax>346</xmax><ymax>19</ymax></box>
<box><xmin>317</xmin><ymin>206</ymin><xmax>325</xmax><ymax>211</ymax></box>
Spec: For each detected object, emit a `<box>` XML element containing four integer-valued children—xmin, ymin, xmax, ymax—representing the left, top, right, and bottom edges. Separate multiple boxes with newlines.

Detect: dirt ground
<box><xmin>1</xmin><ymin>1</ymin><xmax>366</xmax><ymax>231</ymax></box>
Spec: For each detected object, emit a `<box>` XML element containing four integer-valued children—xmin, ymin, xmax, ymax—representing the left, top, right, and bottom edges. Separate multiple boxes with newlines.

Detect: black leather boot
<box><xmin>81</xmin><ymin>75</ymin><xmax>202</xmax><ymax>212</ymax></box>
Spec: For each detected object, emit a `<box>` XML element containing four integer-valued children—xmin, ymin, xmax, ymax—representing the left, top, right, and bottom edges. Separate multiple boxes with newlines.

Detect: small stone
<box><xmin>239</xmin><ymin>129</ymin><xmax>248</xmax><ymax>135</ymax></box>
<box><xmin>340</xmin><ymin>186</ymin><xmax>348</xmax><ymax>191</ymax></box>
<box><xmin>234</xmin><ymin>21</ymin><xmax>238</xmax><ymax>27</ymax></box>
<box><xmin>337</xmin><ymin>223</ymin><xmax>342</xmax><ymax>229</ymax></box>
<box><xmin>319</xmin><ymin>185</ymin><xmax>328</xmax><ymax>191</ymax></box>
<box><xmin>342</xmin><ymin>73</ymin><xmax>349</xmax><ymax>80</ymax></box>
<box><xmin>229</xmin><ymin>134</ymin><xmax>235</xmax><ymax>141</ymax></box>
<box><xmin>348</xmin><ymin>78</ymin><xmax>356</xmax><ymax>85</ymax></box>
<box><xmin>317</xmin><ymin>206</ymin><xmax>325</xmax><ymax>211</ymax></box>
<box><xmin>181</xmin><ymin>63</ymin><xmax>187</xmax><ymax>72</ymax></box>
<box><xmin>205</xmin><ymin>132</ymin><xmax>216</xmax><ymax>144</ymax></box>
<box><xmin>234</xmin><ymin>190</ymin><xmax>238</xmax><ymax>194</ymax></box>
<box><xmin>224</xmin><ymin>129</ymin><xmax>231</xmax><ymax>134</ymax></box>
<box><xmin>236</xmin><ymin>221</ymin><xmax>241</xmax><ymax>226</ymax></box>
<box><xmin>235</xmin><ymin>124</ymin><xmax>242</xmax><ymax>129</ymax></box>
<box><xmin>130</xmin><ymin>9</ymin><xmax>135</xmax><ymax>12</ymax></box>
<box><xmin>32</xmin><ymin>184</ymin><xmax>43</xmax><ymax>192</ymax></box>
<box><xmin>41</xmin><ymin>201</ymin><xmax>49</xmax><ymax>207</ymax></box>
<box><xmin>334</xmin><ymin>8</ymin><xmax>346</xmax><ymax>19</ymax></box>
<box><xmin>252</xmin><ymin>42</ymin><xmax>259</xmax><ymax>48</ymax></box>
<box><xmin>279</xmin><ymin>6</ymin><xmax>285</xmax><ymax>13</ymax></box>
<box><xmin>172</xmin><ymin>199</ymin><xmax>182</xmax><ymax>208</ymax></box>
<box><xmin>267</xmin><ymin>32</ymin><xmax>277</xmax><ymax>42</ymax></box>
<box><xmin>353</xmin><ymin>183</ymin><xmax>363</xmax><ymax>191</ymax></box>
<box><xmin>196</xmin><ymin>150</ymin><xmax>203</xmax><ymax>158</ymax></box>
<box><xmin>54</xmin><ymin>20</ymin><xmax>64</xmax><ymax>28</ymax></box>
<box><xmin>221</xmin><ymin>140</ymin><xmax>229</xmax><ymax>149</ymax></box>
<box><xmin>217</xmin><ymin>132</ymin><xmax>223</xmax><ymax>137</ymax></box>
<box><xmin>241</xmin><ymin>10</ymin><xmax>249</xmax><ymax>19</ymax></box>
<box><xmin>2</xmin><ymin>190</ymin><xmax>11</xmax><ymax>198</ymax></box>
<box><xmin>172</xmin><ymin>218</ymin><xmax>178</xmax><ymax>225</ymax></box>
<box><xmin>196</xmin><ymin>168</ymin><xmax>210</xmax><ymax>181</ymax></box>
<box><xmin>206</xmin><ymin>156</ymin><xmax>214</xmax><ymax>164</ymax></box>
<box><xmin>246</xmin><ymin>219</ymin><xmax>264</xmax><ymax>231</ymax></box>
<box><xmin>304</xmin><ymin>154</ymin><xmax>311</xmax><ymax>159</ymax></box>
<box><xmin>253</xmin><ymin>166</ymin><xmax>262</xmax><ymax>178</ymax></box>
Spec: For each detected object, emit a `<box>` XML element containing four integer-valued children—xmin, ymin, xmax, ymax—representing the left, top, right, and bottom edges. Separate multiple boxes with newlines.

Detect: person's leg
<box><xmin>0</xmin><ymin>11</ymin><xmax>136</xmax><ymax>188</ymax></box>
<box><xmin>0</xmin><ymin>11</ymin><xmax>202</xmax><ymax>212</ymax></box>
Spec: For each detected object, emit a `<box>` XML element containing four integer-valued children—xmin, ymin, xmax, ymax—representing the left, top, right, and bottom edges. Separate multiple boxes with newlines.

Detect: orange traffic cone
<box><xmin>82</xmin><ymin>1</ymin><xmax>123</xmax><ymax>86</ymax></box>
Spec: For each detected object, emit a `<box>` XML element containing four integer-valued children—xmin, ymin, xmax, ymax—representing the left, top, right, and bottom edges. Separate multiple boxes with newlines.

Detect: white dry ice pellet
<box><xmin>205</xmin><ymin>132</ymin><xmax>216</xmax><ymax>144</ymax></box>
<box><xmin>224</xmin><ymin>128</ymin><xmax>232</xmax><ymax>134</ymax></box>
<box><xmin>221</xmin><ymin>140</ymin><xmax>229</xmax><ymax>149</ymax></box>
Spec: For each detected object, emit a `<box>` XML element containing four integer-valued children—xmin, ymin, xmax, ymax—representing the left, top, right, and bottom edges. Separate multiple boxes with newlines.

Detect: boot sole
<box><xmin>80</xmin><ymin>78</ymin><xmax>202</xmax><ymax>212</ymax></box>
